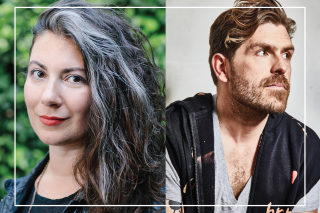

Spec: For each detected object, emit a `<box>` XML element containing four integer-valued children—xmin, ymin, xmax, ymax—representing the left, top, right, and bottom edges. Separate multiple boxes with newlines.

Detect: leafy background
<box><xmin>0</xmin><ymin>0</ymin><xmax>165</xmax><ymax>199</ymax></box>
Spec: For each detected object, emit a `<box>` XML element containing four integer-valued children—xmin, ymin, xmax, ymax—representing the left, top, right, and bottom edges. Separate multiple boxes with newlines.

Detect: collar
<box><xmin>5</xmin><ymin>152</ymin><xmax>49</xmax><ymax>196</ymax></box>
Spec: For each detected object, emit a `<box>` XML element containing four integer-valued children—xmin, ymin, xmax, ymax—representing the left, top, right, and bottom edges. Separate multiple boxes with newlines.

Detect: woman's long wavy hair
<box><xmin>30</xmin><ymin>0</ymin><xmax>165</xmax><ymax>212</ymax></box>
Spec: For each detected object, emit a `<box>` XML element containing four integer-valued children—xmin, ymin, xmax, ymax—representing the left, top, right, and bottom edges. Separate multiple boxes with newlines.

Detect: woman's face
<box><xmin>25</xmin><ymin>31</ymin><xmax>91</xmax><ymax>147</ymax></box>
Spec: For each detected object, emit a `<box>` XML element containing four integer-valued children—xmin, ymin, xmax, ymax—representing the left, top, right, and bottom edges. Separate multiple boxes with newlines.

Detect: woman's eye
<box><xmin>256</xmin><ymin>50</ymin><xmax>267</xmax><ymax>56</ymax></box>
<box><xmin>67</xmin><ymin>75</ymin><xmax>86</xmax><ymax>84</ymax></box>
<box><xmin>31</xmin><ymin>70</ymin><xmax>45</xmax><ymax>78</ymax></box>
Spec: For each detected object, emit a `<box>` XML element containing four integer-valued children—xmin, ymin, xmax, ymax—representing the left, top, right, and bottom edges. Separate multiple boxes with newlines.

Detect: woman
<box><xmin>0</xmin><ymin>0</ymin><xmax>165</xmax><ymax>212</ymax></box>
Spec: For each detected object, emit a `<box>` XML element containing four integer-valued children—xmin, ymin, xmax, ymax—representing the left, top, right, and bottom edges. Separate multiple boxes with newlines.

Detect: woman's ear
<box><xmin>211</xmin><ymin>53</ymin><xmax>229</xmax><ymax>83</ymax></box>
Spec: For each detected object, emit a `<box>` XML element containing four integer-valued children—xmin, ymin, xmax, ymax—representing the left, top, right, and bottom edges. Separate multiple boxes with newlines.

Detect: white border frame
<box><xmin>14</xmin><ymin>6</ymin><xmax>306</xmax><ymax>208</ymax></box>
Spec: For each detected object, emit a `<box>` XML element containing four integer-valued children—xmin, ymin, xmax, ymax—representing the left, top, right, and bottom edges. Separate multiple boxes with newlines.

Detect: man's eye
<box><xmin>282</xmin><ymin>53</ymin><xmax>290</xmax><ymax>59</ymax></box>
<box><xmin>256</xmin><ymin>50</ymin><xmax>267</xmax><ymax>56</ymax></box>
<box><xmin>66</xmin><ymin>75</ymin><xmax>86</xmax><ymax>84</ymax></box>
<box><xmin>31</xmin><ymin>70</ymin><xmax>45</xmax><ymax>78</ymax></box>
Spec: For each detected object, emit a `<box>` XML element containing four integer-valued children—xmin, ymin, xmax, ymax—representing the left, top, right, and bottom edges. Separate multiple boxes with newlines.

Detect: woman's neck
<box><xmin>35</xmin><ymin>142</ymin><xmax>84</xmax><ymax>199</ymax></box>
<box><xmin>47</xmin><ymin>142</ymin><xmax>83</xmax><ymax>177</ymax></box>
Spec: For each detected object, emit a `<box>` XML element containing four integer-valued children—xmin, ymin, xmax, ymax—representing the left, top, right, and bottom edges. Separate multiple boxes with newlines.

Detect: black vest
<box><xmin>166</xmin><ymin>93</ymin><xmax>320</xmax><ymax>213</ymax></box>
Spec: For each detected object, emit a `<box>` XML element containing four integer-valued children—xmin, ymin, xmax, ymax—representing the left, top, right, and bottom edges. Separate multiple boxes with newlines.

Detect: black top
<box><xmin>1</xmin><ymin>152</ymin><xmax>163</xmax><ymax>213</ymax></box>
<box><xmin>20</xmin><ymin>186</ymin><xmax>79</xmax><ymax>213</ymax></box>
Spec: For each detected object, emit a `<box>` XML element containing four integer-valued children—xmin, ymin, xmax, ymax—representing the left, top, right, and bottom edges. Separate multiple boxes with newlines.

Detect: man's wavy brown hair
<box><xmin>208</xmin><ymin>0</ymin><xmax>296</xmax><ymax>85</ymax></box>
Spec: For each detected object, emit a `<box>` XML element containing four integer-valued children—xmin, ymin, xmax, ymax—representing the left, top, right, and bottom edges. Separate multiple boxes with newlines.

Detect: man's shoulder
<box><xmin>166</xmin><ymin>93</ymin><xmax>214</xmax><ymax>116</ymax></box>
<box><xmin>279</xmin><ymin>112</ymin><xmax>319</xmax><ymax>142</ymax></box>
<box><xmin>273</xmin><ymin>112</ymin><xmax>320</xmax><ymax>152</ymax></box>
<box><xmin>166</xmin><ymin>93</ymin><xmax>215</xmax><ymax>140</ymax></box>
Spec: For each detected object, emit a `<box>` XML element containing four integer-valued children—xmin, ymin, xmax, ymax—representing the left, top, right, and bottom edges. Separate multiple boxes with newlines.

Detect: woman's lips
<box><xmin>39</xmin><ymin>115</ymin><xmax>67</xmax><ymax>126</ymax></box>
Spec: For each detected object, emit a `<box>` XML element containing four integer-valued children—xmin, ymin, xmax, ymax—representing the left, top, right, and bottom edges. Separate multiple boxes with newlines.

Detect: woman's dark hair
<box><xmin>208</xmin><ymin>0</ymin><xmax>296</xmax><ymax>86</ymax></box>
<box><xmin>31</xmin><ymin>0</ymin><xmax>165</xmax><ymax>212</ymax></box>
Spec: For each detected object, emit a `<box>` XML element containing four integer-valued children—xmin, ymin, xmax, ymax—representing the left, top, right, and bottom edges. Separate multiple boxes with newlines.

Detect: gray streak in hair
<box><xmin>31</xmin><ymin>0</ymin><xmax>165</xmax><ymax>211</ymax></box>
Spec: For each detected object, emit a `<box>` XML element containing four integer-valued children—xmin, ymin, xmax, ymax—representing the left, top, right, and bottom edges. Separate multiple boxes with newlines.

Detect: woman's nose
<box><xmin>40</xmin><ymin>80</ymin><xmax>63</xmax><ymax>108</ymax></box>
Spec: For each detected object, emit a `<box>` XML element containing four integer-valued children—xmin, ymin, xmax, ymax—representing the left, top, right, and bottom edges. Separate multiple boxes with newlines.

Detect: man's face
<box><xmin>229</xmin><ymin>23</ymin><xmax>294</xmax><ymax>114</ymax></box>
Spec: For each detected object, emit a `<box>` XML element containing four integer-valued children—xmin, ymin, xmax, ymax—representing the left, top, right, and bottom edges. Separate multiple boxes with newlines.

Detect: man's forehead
<box><xmin>245</xmin><ymin>23</ymin><xmax>293</xmax><ymax>49</ymax></box>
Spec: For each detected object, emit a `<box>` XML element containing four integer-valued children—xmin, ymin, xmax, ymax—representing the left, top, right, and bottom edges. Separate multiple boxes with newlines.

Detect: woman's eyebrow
<box><xmin>29</xmin><ymin>60</ymin><xmax>47</xmax><ymax>70</ymax></box>
<box><xmin>28</xmin><ymin>60</ymin><xmax>85</xmax><ymax>73</ymax></box>
<box><xmin>61</xmin><ymin>67</ymin><xmax>86</xmax><ymax>74</ymax></box>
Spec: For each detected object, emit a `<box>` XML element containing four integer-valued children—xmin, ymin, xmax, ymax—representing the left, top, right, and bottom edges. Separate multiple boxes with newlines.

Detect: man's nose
<box><xmin>270</xmin><ymin>54</ymin><xmax>289</xmax><ymax>75</ymax></box>
<box><xmin>40</xmin><ymin>79</ymin><xmax>63</xmax><ymax>108</ymax></box>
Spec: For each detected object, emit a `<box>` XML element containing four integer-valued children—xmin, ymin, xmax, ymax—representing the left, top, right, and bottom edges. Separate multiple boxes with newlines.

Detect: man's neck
<box><xmin>216</xmin><ymin>93</ymin><xmax>269</xmax><ymax>145</ymax></box>
<box><xmin>216</xmin><ymin>92</ymin><xmax>269</xmax><ymax>199</ymax></box>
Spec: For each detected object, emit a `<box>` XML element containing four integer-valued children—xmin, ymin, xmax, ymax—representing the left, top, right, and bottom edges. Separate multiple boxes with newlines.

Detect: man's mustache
<box><xmin>261</xmin><ymin>75</ymin><xmax>290</xmax><ymax>91</ymax></box>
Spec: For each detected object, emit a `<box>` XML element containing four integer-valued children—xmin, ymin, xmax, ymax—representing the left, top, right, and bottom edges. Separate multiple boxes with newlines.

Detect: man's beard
<box><xmin>230</xmin><ymin>64</ymin><xmax>290</xmax><ymax>114</ymax></box>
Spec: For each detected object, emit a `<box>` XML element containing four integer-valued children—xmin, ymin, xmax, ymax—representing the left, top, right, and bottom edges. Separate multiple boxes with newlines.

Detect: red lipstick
<box><xmin>39</xmin><ymin>115</ymin><xmax>67</xmax><ymax>126</ymax></box>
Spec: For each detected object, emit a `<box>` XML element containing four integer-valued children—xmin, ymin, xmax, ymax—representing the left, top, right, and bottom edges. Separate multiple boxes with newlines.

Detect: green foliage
<box><xmin>0</xmin><ymin>0</ymin><xmax>165</xmax><ymax>199</ymax></box>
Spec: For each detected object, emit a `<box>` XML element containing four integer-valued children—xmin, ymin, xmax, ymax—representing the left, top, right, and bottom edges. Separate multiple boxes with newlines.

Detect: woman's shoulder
<box><xmin>0</xmin><ymin>176</ymin><xmax>31</xmax><ymax>212</ymax></box>
<box><xmin>0</xmin><ymin>153</ymin><xmax>49</xmax><ymax>212</ymax></box>
<box><xmin>148</xmin><ymin>186</ymin><xmax>165</xmax><ymax>213</ymax></box>
<box><xmin>3</xmin><ymin>153</ymin><xmax>49</xmax><ymax>196</ymax></box>
<box><xmin>4</xmin><ymin>177</ymin><xmax>26</xmax><ymax>195</ymax></box>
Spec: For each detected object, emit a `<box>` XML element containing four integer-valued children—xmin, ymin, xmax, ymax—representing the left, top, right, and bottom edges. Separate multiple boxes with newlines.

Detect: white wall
<box><xmin>166</xmin><ymin>0</ymin><xmax>320</xmax><ymax>138</ymax></box>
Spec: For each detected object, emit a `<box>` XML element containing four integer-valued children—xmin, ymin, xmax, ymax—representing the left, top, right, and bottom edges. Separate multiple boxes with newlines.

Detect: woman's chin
<box><xmin>40</xmin><ymin>139</ymin><xmax>67</xmax><ymax>146</ymax></box>
<box><xmin>39</xmin><ymin>136</ymin><xmax>79</xmax><ymax>147</ymax></box>
<box><xmin>35</xmin><ymin>129</ymin><xmax>86</xmax><ymax>147</ymax></box>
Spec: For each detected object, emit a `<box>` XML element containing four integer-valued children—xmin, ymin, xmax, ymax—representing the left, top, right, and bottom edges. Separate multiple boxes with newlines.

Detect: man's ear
<box><xmin>211</xmin><ymin>53</ymin><xmax>229</xmax><ymax>83</ymax></box>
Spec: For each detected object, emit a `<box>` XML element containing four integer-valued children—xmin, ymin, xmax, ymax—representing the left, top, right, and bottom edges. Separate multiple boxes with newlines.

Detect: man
<box><xmin>166</xmin><ymin>0</ymin><xmax>320</xmax><ymax>213</ymax></box>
